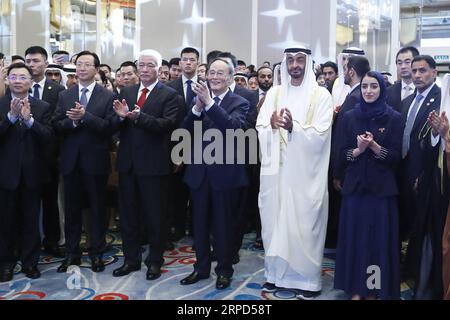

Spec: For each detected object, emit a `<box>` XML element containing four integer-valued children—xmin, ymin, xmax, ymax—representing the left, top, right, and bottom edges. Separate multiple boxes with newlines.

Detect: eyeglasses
<box><xmin>76</xmin><ymin>62</ymin><xmax>95</xmax><ymax>68</ymax></box>
<box><xmin>7</xmin><ymin>75</ymin><xmax>31</xmax><ymax>81</ymax></box>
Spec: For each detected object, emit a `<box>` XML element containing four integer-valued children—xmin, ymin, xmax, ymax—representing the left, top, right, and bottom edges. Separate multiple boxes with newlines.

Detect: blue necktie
<box><xmin>33</xmin><ymin>83</ymin><xmax>40</xmax><ymax>99</ymax></box>
<box><xmin>214</xmin><ymin>96</ymin><xmax>221</xmax><ymax>106</ymax></box>
<box><xmin>186</xmin><ymin>80</ymin><xmax>194</xmax><ymax>107</ymax></box>
<box><xmin>80</xmin><ymin>87</ymin><xmax>89</xmax><ymax>108</ymax></box>
<box><xmin>402</xmin><ymin>94</ymin><xmax>423</xmax><ymax>158</ymax></box>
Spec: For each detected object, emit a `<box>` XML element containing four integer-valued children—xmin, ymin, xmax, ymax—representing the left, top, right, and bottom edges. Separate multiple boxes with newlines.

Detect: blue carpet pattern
<box><xmin>0</xmin><ymin>233</ymin><xmax>413</xmax><ymax>300</ymax></box>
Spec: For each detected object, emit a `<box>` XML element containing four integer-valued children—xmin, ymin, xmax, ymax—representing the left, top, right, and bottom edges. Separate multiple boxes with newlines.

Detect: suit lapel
<box><xmin>412</xmin><ymin>84</ymin><xmax>439</xmax><ymax>133</ymax></box>
<box><xmin>141</xmin><ymin>82</ymin><xmax>162</xmax><ymax>113</ymax></box>
<box><xmin>86</xmin><ymin>83</ymin><xmax>101</xmax><ymax>112</ymax></box>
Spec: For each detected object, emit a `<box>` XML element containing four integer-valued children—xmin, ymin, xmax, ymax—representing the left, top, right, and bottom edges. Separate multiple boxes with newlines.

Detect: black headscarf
<box><xmin>355</xmin><ymin>71</ymin><xmax>388</xmax><ymax>121</ymax></box>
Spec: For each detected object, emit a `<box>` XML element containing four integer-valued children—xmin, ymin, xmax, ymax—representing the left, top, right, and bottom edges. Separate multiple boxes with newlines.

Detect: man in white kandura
<box><xmin>256</xmin><ymin>46</ymin><xmax>333</xmax><ymax>300</ymax></box>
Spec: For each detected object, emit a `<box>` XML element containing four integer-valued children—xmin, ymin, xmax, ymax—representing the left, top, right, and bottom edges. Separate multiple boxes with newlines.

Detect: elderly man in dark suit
<box><xmin>25</xmin><ymin>46</ymin><xmax>66</xmax><ymax>257</ymax></box>
<box><xmin>0</xmin><ymin>63</ymin><xmax>52</xmax><ymax>282</ymax></box>
<box><xmin>179</xmin><ymin>58</ymin><xmax>249</xmax><ymax>290</ymax></box>
<box><xmin>111</xmin><ymin>49</ymin><xmax>180</xmax><ymax>280</ymax></box>
<box><xmin>53</xmin><ymin>51</ymin><xmax>116</xmax><ymax>273</ymax></box>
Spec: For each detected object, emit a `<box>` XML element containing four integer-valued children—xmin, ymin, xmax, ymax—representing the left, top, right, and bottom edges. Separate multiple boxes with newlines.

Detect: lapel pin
<box><xmin>430</xmin><ymin>98</ymin><xmax>435</xmax><ymax>103</ymax></box>
<box><xmin>427</xmin><ymin>103</ymin><xmax>431</xmax><ymax>106</ymax></box>
<box><xmin>48</xmin><ymin>86</ymin><xmax>52</xmax><ymax>90</ymax></box>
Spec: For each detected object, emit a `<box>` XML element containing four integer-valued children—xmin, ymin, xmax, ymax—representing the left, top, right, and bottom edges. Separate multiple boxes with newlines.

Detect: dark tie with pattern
<box><xmin>80</xmin><ymin>87</ymin><xmax>89</xmax><ymax>107</ymax></box>
<box><xmin>33</xmin><ymin>83</ymin><xmax>40</xmax><ymax>99</ymax></box>
<box><xmin>186</xmin><ymin>80</ymin><xmax>194</xmax><ymax>107</ymax></box>
<box><xmin>214</xmin><ymin>96</ymin><xmax>221</xmax><ymax>106</ymax></box>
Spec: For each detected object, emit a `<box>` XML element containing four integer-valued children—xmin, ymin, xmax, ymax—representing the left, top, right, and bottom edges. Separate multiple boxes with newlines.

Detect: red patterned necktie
<box><xmin>136</xmin><ymin>88</ymin><xmax>149</xmax><ymax>108</ymax></box>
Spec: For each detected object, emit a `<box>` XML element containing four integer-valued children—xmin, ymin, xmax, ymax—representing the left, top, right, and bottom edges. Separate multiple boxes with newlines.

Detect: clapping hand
<box><xmin>20</xmin><ymin>98</ymin><xmax>32</xmax><ymax>121</ymax></box>
<box><xmin>279</xmin><ymin>108</ymin><xmax>293</xmax><ymax>132</ymax></box>
<box><xmin>66</xmin><ymin>102</ymin><xmax>85</xmax><ymax>122</ymax></box>
<box><xmin>192</xmin><ymin>80</ymin><xmax>212</xmax><ymax>110</ymax></box>
<box><xmin>10</xmin><ymin>98</ymin><xmax>22</xmax><ymax>117</ymax></box>
<box><xmin>357</xmin><ymin>132</ymin><xmax>373</xmax><ymax>153</ymax></box>
<box><xmin>428</xmin><ymin>110</ymin><xmax>443</xmax><ymax>137</ymax></box>
<box><xmin>113</xmin><ymin>99</ymin><xmax>130</xmax><ymax>118</ymax></box>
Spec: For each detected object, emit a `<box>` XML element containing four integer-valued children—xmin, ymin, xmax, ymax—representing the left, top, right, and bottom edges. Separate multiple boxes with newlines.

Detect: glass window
<box><xmin>50</xmin><ymin>0</ymin><xmax>97</xmax><ymax>57</ymax></box>
<box><xmin>0</xmin><ymin>0</ymin><xmax>12</xmax><ymax>56</ymax></box>
<box><xmin>99</xmin><ymin>0</ymin><xmax>136</xmax><ymax>70</ymax></box>
<box><xmin>336</xmin><ymin>0</ymin><xmax>394</xmax><ymax>71</ymax></box>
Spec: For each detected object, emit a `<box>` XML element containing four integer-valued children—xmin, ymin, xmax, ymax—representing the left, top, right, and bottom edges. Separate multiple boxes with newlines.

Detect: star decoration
<box><xmin>260</xmin><ymin>0</ymin><xmax>302</xmax><ymax>33</ymax></box>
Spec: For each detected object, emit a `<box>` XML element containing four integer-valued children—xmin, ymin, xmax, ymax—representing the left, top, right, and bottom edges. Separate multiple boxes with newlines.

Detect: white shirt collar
<box><xmin>402</xmin><ymin>79</ymin><xmax>415</xmax><ymax>90</ymax></box>
<box><xmin>182</xmin><ymin>74</ymin><xmax>197</xmax><ymax>85</ymax></box>
<box><xmin>139</xmin><ymin>80</ymin><xmax>159</xmax><ymax>94</ymax></box>
<box><xmin>415</xmin><ymin>83</ymin><xmax>435</xmax><ymax>100</ymax></box>
<box><xmin>79</xmin><ymin>81</ymin><xmax>96</xmax><ymax>94</ymax></box>
<box><xmin>350</xmin><ymin>83</ymin><xmax>360</xmax><ymax>93</ymax></box>
<box><xmin>229</xmin><ymin>81</ymin><xmax>236</xmax><ymax>92</ymax></box>
<box><xmin>32</xmin><ymin>77</ymin><xmax>46</xmax><ymax>89</ymax></box>
<box><xmin>212</xmin><ymin>90</ymin><xmax>228</xmax><ymax>102</ymax></box>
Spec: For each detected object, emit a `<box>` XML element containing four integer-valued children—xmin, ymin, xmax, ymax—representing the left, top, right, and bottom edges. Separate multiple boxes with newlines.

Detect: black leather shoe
<box><xmin>91</xmin><ymin>257</ymin><xmax>105</xmax><ymax>273</ymax></box>
<box><xmin>146</xmin><ymin>264</ymin><xmax>161</xmax><ymax>280</ymax></box>
<box><xmin>57</xmin><ymin>258</ymin><xmax>81</xmax><ymax>273</ymax></box>
<box><xmin>113</xmin><ymin>263</ymin><xmax>140</xmax><ymax>277</ymax></box>
<box><xmin>180</xmin><ymin>271</ymin><xmax>209</xmax><ymax>285</ymax></box>
<box><xmin>22</xmin><ymin>266</ymin><xmax>41</xmax><ymax>279</ymax></box>
<box><xmin>0</xmin><ymin>267</ymin><xmax>14</xmax><ymax>282</ymax></box>
<box><xmin>216</xmin><ymin>275</ymin><xmax>231</xmax><ymax>290</ymax></box>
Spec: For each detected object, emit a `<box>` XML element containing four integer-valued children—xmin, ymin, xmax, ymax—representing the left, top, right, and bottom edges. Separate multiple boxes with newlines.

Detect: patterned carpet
<box><xmin>0</xmin><ymin>233</ymin><xmax>413</xmax><ymax>300</ymax></box>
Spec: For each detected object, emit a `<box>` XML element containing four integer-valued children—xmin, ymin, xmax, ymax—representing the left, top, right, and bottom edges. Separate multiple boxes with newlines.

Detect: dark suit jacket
<box><xmin>52</xmin><ymin>83</ymin><xmax>116</xmax><ymax>175</ymax></box>
<box><xmin>332</xmin><ymin>85</ymin><xmax>361</xmax><ymax>180</ymax></box>
<box><xmin>182</xmin><ymin>91</ymin><xmax>249</xmax><ymax>191</ymax></box>
<box><xmin>400</xmin><ymin>83</ymin><xmax>441</xmax><ymax>183</ymax></box>
<box><xmin>339</xmin><ymin>106</ymin><xmax>404</xmax><ymax>196</ymax></box>
<box><xmin>0</xmin><ymin>94</ymin><xmax>52</xmax><ymax>190</ymax></box>
<box><xmin>166</xmin><ymin>77</ymin><xmax>193</xmax><ymax>126</ymax></box>
<box><xmin>233</xmin><ymin>84</ymin><xmax>259</xmax><ymax>129</ymax></box>
<box><xmin>42</xmin><ymin>80</ymin><xmax>65</xmax><ymax>166</ymax></box>
<box><xmin>116</xmin><ymin>82</ymin><xmax>180</xmax><ymax>176</ymax></box>
<box><xmin>386</xmin><ymin>81</ymin><xmax>402</xmax><ymax>112</ymax></box>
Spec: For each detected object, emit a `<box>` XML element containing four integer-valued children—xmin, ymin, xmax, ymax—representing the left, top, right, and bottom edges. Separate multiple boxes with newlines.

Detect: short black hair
<box><xmin>75</xmin><ymin>50</ymin><xmax>100</xmax><ymax>68</ymax></box>
<box><xmin>206</xmin><ymin>50</ymin><xmax>222</xmax><ymax>65</ymax></box>
<box><xmin>396</xmin><ymin>46</ymin><xmax>420</xmax><ymax>61</ymax></box>
<box><xmin>237</xmin><ymin>60</ymin><xmax>246</xmax><ymax>67</ymax></box>
<box><xmin>248</xmin><ymin>72</ymin><xmax>258</xmax><ymax>79</ymax></box>
<box><xmin>12</xmin><ymin>55</ymin><xmax>25</xmax><ymax>63</ymax></box>
<box><xmin>347</xmin><ymin>56</ymin><xmax>370</xmax><ymax>78</ymax></box>
<box><xmin>0</xmin><ymin>52</ymin><xmax>4</xmax><ymax>60</ymax></box>
<box><xmin>119</xmin><ymin>61</ymin><xmax>137</xmax><ymax>73</ymax></box>
<box><xmin>257</xmin><ymin>66</ymin><xmax>273</xmax><ymax>76</ymax></box>
<box><xmin>247</xmin><ymin>64</ymin><xmax>256</xmax><ymax>73</ymax></box>
<box><xmin>52</xmin><ymin>50</ymin><xmax>69</xmax><ymax>57</ymax></box>
<box><xmin>99</xmin><ymin>63</ymin><xmax>112</xmax><ymax>72</ymax></box>
<box><xmin>412</xmin><ymin>55</ymin><xmax>436</xmax><ymax>69</ymax></box>
<box><xmin>161</xmin><ymin>59</ymin><xmax>169</xmax><ymax>67</ymax></box>
<box><xmin>322</xmin><ymin>61</ymin><xmax>338</xmax><ymax>74</ymax></box>
<box><xmin>7</xmin><ymin>62</ymin><xmax>33</xmax><ymax>76</ymax></box>
<box><xmin>181</xmin><ymin>47</ymin><xmax>200</xmax><ymax>60</ymax></box>
<box><xmin>25</xmin><ymin>46</ymin><xmax>48</xmax><ymax>60</ymax></box>
<box><xmin>217</xmin><ymin>52</ymin><xmax>237</xmax><ymax>68</ymax></box>
<box><xmin>97</xmin><ymin>69</ymin><xmax>107</xmax><ymax>84</ymax></box>
<box><xmin>169</xmin><ymin>57</ymin><xmax>181</xmax><ymax>68</ymax></box>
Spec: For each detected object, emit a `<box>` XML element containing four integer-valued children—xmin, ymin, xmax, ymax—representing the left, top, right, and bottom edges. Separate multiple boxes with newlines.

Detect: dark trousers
<box><xmin>118</xmin><ymin>173</ymin><xmax>168</xmax><ymax>267</ymax></box>
<box><xmin>167</xmin><ymin>170</ymin><xmax>191</xmax><ymax>237</ymax></box>
<box><xmin>191</xmin><ymin>177</ymin><xmax>240</xmax><ymax>278</ymax></box>
<box><xmin>64</xmin><ymin>169</ymin><xmax>108</xmax><ymax>259</ymax></box>
<box><xmin>41</xmin><ymin>165</ymin><xmax>61</xmax><ymax>246</ymax></box>
<box><xmin>0</xmin><ymin>181</ymin><xmax>41</xmax><ymax>268</ymax></box>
